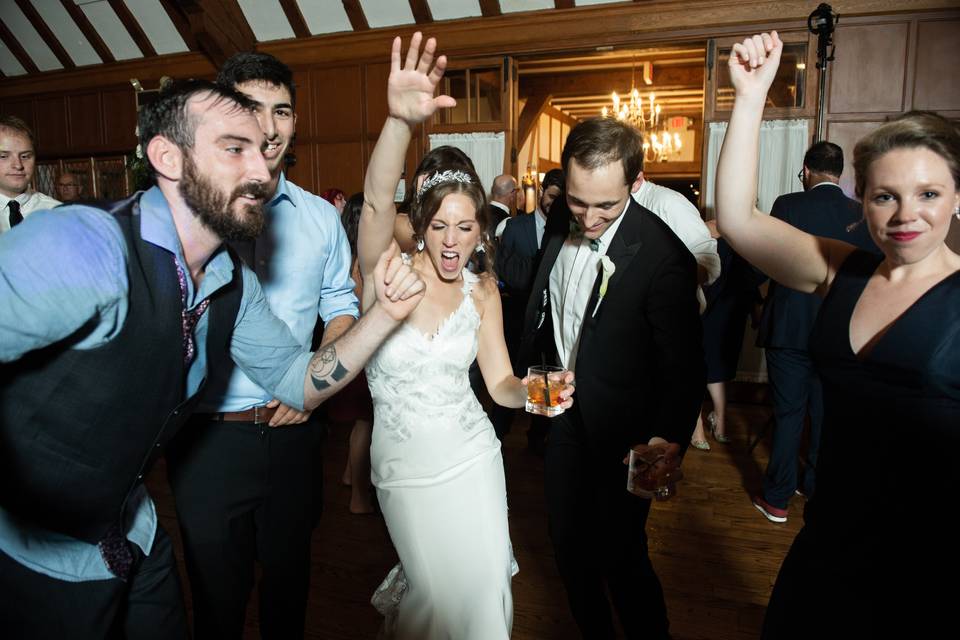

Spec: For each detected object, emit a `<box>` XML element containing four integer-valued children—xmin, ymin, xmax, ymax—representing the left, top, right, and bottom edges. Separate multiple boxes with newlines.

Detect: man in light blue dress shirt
<box><xmin>165</xmin><ymin>53</ymin><xmax>359</xmax><ymax>638</ymax></box>
<box><xmin>0</xmin><ymin>79</ymin><xmax>422</xmax><ymax>639</ymax></box>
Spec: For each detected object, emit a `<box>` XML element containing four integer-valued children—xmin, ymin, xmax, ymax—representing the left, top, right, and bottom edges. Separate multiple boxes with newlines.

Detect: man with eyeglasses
<box><xmin>56</xmin><ymin>171</ymin><xmax>85</xmax><ymax>202</ymax></box>
<box><xmin>752</xmin><ymin>140</ymin><xmax>876</xmax><ymax>524</ymax></box>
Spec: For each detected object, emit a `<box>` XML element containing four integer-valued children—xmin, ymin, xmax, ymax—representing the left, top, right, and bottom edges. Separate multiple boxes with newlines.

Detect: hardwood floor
<box><xmin>147</xmin><ymin>401</ymin><xmax>807</xmax><ymax>639</ymax></box>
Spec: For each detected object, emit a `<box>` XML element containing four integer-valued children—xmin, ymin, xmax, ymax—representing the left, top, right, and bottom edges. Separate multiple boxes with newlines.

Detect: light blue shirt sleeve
<box><xmin>227</xmin><ymin>265</ymin><xmax>312</xmax><ymax>410</ymax></box>
<box><xmin>317</xmin><ymin>211</ymin><xmax>360</xmax><ymax>322</ymax></box>
<box><xmin>0</xmin><ymin>206</ymin><xmax>128</xmax><ymax>362</ymax></box>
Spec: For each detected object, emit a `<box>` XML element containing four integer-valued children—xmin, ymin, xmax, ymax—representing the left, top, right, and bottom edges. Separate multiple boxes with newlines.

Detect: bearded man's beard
<box><xmin>179</xmin><ymin>155</ymin><xmax>268</xmax><ymax>241</ymax></box>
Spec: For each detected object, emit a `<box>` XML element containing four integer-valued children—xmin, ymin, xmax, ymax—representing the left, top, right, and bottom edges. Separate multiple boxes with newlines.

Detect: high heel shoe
<box><xmin>690</xmin><ymin>438</ymin><xmax>710</xmax><ymax>451</ymax></box>
<box><xmin>708</xmin><ymin>412</ymin><xmax>731</xmax><ymax>444</ymax></box>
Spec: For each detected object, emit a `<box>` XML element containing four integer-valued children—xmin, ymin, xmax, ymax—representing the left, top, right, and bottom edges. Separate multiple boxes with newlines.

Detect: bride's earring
<box><xmin>475</xmin><ymin>241</ymin><xmax>485</xmax><ymax>254</ymax></box>
<box><xmin>954</xmin><ymin>206</ymin><xmax>960</xmax><ymax>221</ymax></box>
<box><xmin>416</xmin><ymin>237</ymin><xmax>425</xmax><ymax>252</ymax></box>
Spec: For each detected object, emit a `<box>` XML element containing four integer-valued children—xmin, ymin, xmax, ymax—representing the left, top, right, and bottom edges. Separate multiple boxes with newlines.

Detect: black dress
<box><xmin>701</xmin><ymin>238</ymin><xmax>764</xmax><ymax>382</ymax></box>
<box><xmin>762</xmin><ymin>249</ymin><xmax>960</xmax><ymax>638</ymax></box>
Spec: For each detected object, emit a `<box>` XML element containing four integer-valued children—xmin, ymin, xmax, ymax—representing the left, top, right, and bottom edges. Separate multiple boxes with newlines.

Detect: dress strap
<box><xmin>460</xmin><ymin>269</ymin><xmax>479</xmax><ymax>296</ymax></box>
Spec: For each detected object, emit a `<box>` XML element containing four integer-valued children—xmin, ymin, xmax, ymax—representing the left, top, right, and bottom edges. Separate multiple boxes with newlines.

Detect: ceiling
<box><xmin>0</xmin><ymin>0</ymin><xmax>640</xmax><ymax>78</ymax></box>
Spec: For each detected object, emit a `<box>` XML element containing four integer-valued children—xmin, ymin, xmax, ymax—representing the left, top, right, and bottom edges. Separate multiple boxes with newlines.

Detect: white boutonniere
<box><xmin>591</xmin><ymin>255</ymin><xmax>616</xmax><ymax>317</ymax></box>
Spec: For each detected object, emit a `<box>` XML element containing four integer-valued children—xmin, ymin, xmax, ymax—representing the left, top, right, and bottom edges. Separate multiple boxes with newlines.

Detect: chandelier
<box><xmin>601</xmin><ymin>89</ymin><xmax>683</xmax><ymax>163</ymax></box>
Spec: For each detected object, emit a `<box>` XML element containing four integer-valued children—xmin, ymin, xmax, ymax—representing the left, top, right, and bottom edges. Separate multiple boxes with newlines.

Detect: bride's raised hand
<box><xmin>388</xmin><ymin>32</ymin><xmax>456</xmax><ymax>127</ymax></box>
<box><xmin>728</xmin><ymin>31</ymin><xmax>783</xmax><ymax>103</ymax></box>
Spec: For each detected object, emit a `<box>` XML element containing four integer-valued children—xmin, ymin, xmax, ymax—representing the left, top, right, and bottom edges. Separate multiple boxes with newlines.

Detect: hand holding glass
<box><xmin>626</xmin><ymin>443</ymin><xmax>683</xmax><ymax>500</ymax></box>
<box><xmin>524</xmin><ymin>366</ymin><xmax>574</xmax><ymax>417</ymax></box>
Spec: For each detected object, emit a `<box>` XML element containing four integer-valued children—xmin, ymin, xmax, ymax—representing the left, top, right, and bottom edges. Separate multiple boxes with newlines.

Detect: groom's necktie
<box><xmin>8</xmin><ymin>200</ymin><xmax>23</xmax><ymax>228</ymax></box>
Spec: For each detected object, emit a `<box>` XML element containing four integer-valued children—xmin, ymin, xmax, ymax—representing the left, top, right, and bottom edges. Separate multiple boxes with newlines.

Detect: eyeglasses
<box><xmin>797</xmin><ymin>169</ymin><xmax>804</xmax><ymax>183</ymax></box>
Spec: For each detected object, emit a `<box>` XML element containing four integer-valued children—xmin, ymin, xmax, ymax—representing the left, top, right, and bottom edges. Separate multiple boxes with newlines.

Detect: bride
<box><xmin>358</xmin><ymin>34</ymin><xmax>573</xmax><ymax>639</ymax></box>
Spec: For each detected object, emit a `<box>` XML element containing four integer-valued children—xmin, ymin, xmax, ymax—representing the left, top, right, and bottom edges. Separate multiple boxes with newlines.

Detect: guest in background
<box><xmin>165</xmin><ymin>53</ymin><xmax>359</xmax><ymax>639</ymax></box>
<box><xmin>751</xmin><ymin>141</ymin><xmax>876</xmax><ymax>521</ymax></box>
<box><xmin>689</xmin><ymin>224</ymin><xmax>765</xmax><ymax>450</ymax></box>
<box><xmin>497</xmin><ymin>167</ymin><xmax>564</xmax><ymax>447</ymax></box>
<box><xmin>631</xmin><ymin>168</ymin><xmax>720</xmax><ymax>311</ymax></box>
<box><xmin>489</xmin><ymin>173</ymin><xmax>520</xmax><ymax>238</ymax></box>
<box><xmin>1</xmin><ymin>115</ymin><xmax>59</xmax><ymax>234</ymax></box>
<box><xmin>717</xmin><ymin>31</ymin><xmax>959</xmax><ymax>637</ymax></box>
<box><xmin>321</xmin><ymin>187</ymin><xmax>347</xmax><ymax>214</ymax></box>
<box><xmin>326</xmin><ymin>192</ymin><xmax>377</xmax><ymax>514</ymax></box>
<box><xmin>56</xmin><ymin>171</ymin><xmax>85</xmax><ymax>202</ymax></box>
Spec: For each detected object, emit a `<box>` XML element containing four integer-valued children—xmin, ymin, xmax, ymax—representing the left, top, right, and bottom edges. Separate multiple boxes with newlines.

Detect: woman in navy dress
<box><xmin>716</xmin><ymin>31</ymin><xmax>960</xmax><ymax>638</ymax></box>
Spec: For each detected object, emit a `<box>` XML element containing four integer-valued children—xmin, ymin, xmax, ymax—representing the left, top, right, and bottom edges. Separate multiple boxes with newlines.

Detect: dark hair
<box><xmin>804</xmin><ymin>141</ymin><xmax>844</xmax><ymax>177</ymax></box>
<box><xmin>137</xmin><ymin>79</ymin><xmax>257</xmax><ymax>177</ymax></box>
<box><xmin>216</xmin><ymin>51</ymin><xmax>296</xmax><ymax>106</ymax></box>
<box><xmin>320</xmin><ymin>188</ymin><xmax>345</xmax><ymax>206</ymax></box>
<box><xmin>853</xmin><ymin>110</ymin><xmax>960</xmax><ymax>198</ymax></box>
<box><xmin>0</xmin><ymin>115</ymin><xmax>36</xmax><ymax>150</ymax></box>
<box><xmin>411</xmin><ymin>172</ymin><xmax>495</xmax><ymax>275</ymax></box>
<box><xmin>541</xmin><ymin>168</ymin><xmax>565</xmax><ymax>193</ymax></box>
<box><xmin>340</xmin><ymin>192</ymin><xmax>364</xmax><ymax>258</ymax></box>
<box><xmin>562</xmin><ymin>117</ymin><xmax>643</xmax><ymax>186</ymax></box>
<box><xmin>398</xmin><ymin>146</ymin><xmax>476</xmax><ymax>213</ymax></box>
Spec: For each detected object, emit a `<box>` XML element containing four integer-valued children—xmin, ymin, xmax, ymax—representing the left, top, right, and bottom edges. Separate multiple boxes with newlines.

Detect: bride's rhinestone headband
<box><xmin>416</xmin><ymin>169</ymin><xmax>474</xmax><ymax>201</ymax></box>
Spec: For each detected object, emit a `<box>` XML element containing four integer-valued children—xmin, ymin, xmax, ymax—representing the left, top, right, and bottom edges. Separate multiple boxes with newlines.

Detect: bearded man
<box><xmin>0</xmin><ymin>79</ymin><xmax>424</xmax><ymax>639</ymax></box>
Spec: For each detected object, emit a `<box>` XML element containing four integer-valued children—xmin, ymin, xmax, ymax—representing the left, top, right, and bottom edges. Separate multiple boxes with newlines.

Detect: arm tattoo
<box><xmin>309</xmin><ymin>345</ymin><xmax>350</xmax><ymax>391</ymax></box>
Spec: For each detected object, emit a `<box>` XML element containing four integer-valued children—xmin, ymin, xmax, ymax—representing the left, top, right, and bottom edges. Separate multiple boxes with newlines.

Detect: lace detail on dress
<box><xmin>366</xmin><ymin>271</ymin><xmax>487</xmax><ymax>443</ymax></box>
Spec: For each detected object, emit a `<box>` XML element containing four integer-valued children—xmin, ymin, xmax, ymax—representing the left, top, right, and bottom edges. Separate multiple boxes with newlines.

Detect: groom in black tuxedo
<box><xmin>518</xmin><ymin>118</ymin><xmax>705</xmax><ymax>639</ymax></box>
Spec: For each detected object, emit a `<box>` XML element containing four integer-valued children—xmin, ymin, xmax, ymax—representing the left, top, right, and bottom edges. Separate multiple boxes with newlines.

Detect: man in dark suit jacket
<box><xmin>752</xmin><ymin>141</ymin><xmax>877</xmax><ymax>524</ymax></box>
<box><xmin>518</xmin><ymin>118</ymin><xmax>704</xmax><ymax>639</ymax></box>
<box><xmin>497</xmin><ymin>169</ymin><xmax>563</xmax><ymax>445</ymax></box>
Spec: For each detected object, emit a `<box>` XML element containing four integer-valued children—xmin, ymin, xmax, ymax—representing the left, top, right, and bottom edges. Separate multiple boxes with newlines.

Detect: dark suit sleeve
<box><xmin>645</xmin><ymin>253</ymin><xmax>706</xmax><ymax>449</ymax></box>
<box><xmin>496</xmin><ymin>218</ymin><xmax>535</xmax><ymax>292</ymax></box>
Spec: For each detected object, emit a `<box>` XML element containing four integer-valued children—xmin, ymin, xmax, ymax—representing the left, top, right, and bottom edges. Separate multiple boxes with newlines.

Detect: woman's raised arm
<box><xmin>358</xmin><ymin>33</ymin><xmax>455</xmax><ymax>308</ymax></box>
<box><xmin>716</xmin><ymin>31</ymin><xmax>848</xmax><ymax>294</ymax></box>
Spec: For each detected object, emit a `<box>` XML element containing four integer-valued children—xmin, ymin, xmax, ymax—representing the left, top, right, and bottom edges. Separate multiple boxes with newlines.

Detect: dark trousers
<box><xmin>0</xmin><ymin>525</ymin><xmax>187</xmax><ymax>640</ymax></box>
<box><xmin>763</xmin><ymin>347</ymin><xmax>823</xmax><ymax>508</ymax></box>
<box><xmin>166</xmin><ymin>415</ymin><xmax>324</xmax><ymax>639</ymax></box>
<box><xmin>544</xmin><ymin>408</ymin><xmax>669</xmax><ymax>640</ymax></box>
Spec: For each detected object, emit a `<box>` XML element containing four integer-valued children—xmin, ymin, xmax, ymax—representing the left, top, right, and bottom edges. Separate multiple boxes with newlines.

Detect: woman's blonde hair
<box><xmin>853</xmin><ymin>111</ymin><xmax>960</xmax><ymax>198</ymax></box>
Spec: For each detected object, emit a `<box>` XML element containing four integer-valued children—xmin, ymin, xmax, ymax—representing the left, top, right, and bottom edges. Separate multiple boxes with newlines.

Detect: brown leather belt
<box><xmin>203</xmin><ymin>405</ymin><xmax>277</xmax><ymax>424</ymax></box>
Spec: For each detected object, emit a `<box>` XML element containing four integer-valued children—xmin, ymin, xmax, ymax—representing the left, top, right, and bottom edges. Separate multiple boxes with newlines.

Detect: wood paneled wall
<box><xmin>824</xmin><ymin>13</ymin><xmax>960</xmax><ymax>197</ymax></box>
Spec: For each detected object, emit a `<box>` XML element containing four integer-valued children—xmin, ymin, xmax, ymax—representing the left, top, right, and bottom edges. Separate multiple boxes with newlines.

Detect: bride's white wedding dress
<box><xmin>367</xmin><ymin>269</ymin><xmax>518</xmax><ymax>640</ymax></box>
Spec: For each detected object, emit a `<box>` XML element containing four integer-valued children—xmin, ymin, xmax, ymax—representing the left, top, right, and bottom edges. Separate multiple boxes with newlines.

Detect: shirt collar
<box><xmin>810</xmin><ymin>180</ymin><xmax>841</xmax><ymax>190</ymax></box>
<box><xmin>269</xmin><ymin>172</ymin><xmax>294</xmax><ymax>208</ymax></box>
<box><xmin>592</xmin><ymin>197</ymin><xmax>631</xmax><ymax>254</ymax></box>
<box><xmin>138</xmin><ymin>186</ymin><xmax>235</xmax><ymax>290</ymax></box>
<box><xmin>1</xmin><ymin>191</ymin><xmax>31</xmax><ymax>207</ymax></box>
<box><xmin>491</xmin><ymin>200</ymin><xmax>510</xmax><ymax>214</ymax></box>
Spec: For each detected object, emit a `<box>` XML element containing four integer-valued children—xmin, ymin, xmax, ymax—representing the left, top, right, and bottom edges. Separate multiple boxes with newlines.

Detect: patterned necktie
<box><xmin>8</xmin><ymin>200</ymin><xmax>22</xmax><ymax>228</ymax></box>
<box><xmin>173</xmin><ymin>256</ymin><xmax>210</xmax><ymax>367</ymax></box>
<box><xmin>588</xmin><ymin>238</ymin><xmax>600</xmax><ymax>252</ymax></box>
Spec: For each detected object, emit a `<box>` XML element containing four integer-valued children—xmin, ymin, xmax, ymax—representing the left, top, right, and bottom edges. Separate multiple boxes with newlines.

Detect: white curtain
<box><xmin>702</xmin><ymin>119</ymin><xmax>809</xmax><ymax>218</ymax></box>
<box><xmin>428</xmin><ymin>132</ymin><xmax>505</xmax><ymax>196</ymax></box>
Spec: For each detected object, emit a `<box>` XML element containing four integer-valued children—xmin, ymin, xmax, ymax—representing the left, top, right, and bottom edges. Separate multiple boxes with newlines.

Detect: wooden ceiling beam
<box><xmin>108</xmin><ymin>0</ymin><xmax>157</xmax><ymax>57</ymax></box>
<box><xmin>408</xmin><ymin>0</ymin><xmax>433</xmax><ymax>25</ymax></box>
<box><xmin>59</xmin><ymin>0</ymin><xmax>115</xmax><ymax>64</ymax></box>
<box><xmin>342</xmin><ymin>0</ymin><xmax>370</xmax><ymax>31</ymax></box>
<box><xmin>478</xmin><ymin>1</ymin><xmax>501</xmax><ymax>18</ymax></box>
<box><xmin>158</xmin><ymin>0</ymin><xmax>200</xmax><ymax>50</ymax></box>
<box><xmin>0</xmin><ymin>19</ymin><xmax>39</xmax><ymax>74</ymax></box>
<box><xmin>517</xmin><ymin>92</ymin><xmax>550</xmax><ymax>150</ymax></box>
<box><xmin>521</xmin><ymin>65</ymin><xmax>703</xmax><ymax>99</ymax></box>
<box><xmin>14</xmin><ymin>0</ymin><xmax>74</xmax><ymax>69</ymax></box>
<box><xmin>279</xmin><ymin>0</ymin><xmax>311</xmax><ymax>38</ymax></box>
<box><xmin>175</xmin><ymin>0</ymin><xmax>257</xmax><ymax>69</ymax></box>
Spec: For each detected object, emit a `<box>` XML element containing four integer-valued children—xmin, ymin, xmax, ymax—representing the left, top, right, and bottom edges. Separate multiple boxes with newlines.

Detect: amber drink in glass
<box><xmin>525</xmin><ymin>366</ymin><xmax>566</xmax><ymax>417</ymax></box>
